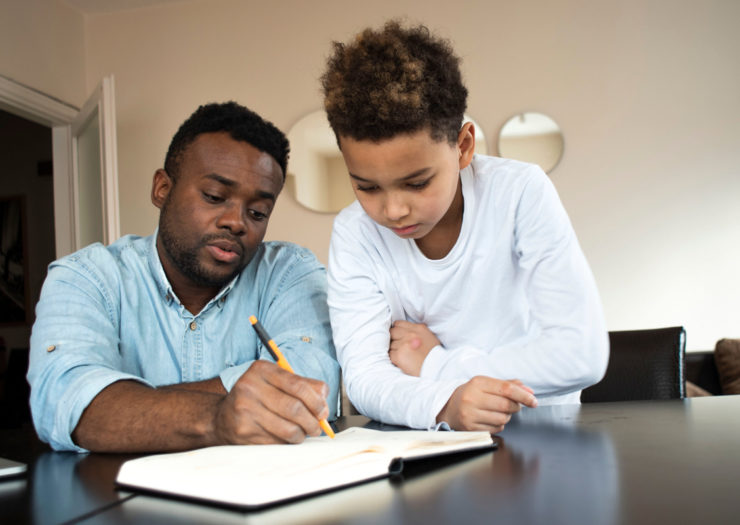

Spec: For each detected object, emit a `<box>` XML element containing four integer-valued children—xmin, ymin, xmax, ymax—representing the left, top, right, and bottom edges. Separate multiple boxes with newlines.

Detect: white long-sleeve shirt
<box><xmin>328</xmin><ymin>155</ymin><xmax>609</xmax><ymax>429</ymax></box>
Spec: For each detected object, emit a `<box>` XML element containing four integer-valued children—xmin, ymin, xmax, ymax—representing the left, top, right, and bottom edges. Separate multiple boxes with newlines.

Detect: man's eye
<box><xmin>355</xmin><ymin>185</ymin><xmax>379</xmax><ymax>193</ymax></box>
<box><xmin>203</xmin><ymin>192</ymin><xmax>223</xmax><ymax>203</ymax></box>
<box><xmin>249</xmin><ymin>209</ymin><xmax>268</xmax><ymax>221</ymax></box>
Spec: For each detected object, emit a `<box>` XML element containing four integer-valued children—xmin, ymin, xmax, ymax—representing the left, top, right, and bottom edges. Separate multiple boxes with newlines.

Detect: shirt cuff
<box><xmin>219</xmin><ymin>362</ymin><xmax>252</xmax><ymax>392</ymax></box>
<box><xmin>420</xmin><ymin>345</ymin><xmax>447</xmax><ymax>380</ymax></box>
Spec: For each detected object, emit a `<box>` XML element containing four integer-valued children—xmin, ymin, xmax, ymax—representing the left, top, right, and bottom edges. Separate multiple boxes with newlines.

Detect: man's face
<box><xmin>152</xmin><ymin>132</ymin><xmax>283</xmax><ymax>295</ymax></box>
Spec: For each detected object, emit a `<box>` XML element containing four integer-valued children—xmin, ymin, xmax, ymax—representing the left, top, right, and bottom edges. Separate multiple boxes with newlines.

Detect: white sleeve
<box><xmin>327</xmin><ymin>215</ymin><xmax>466</xmax><ymax>428</ymax></box>
<box><xmin>420</xmin><ymin>172</ymin><xmax>609</xmax><ymax>397</ymax></box>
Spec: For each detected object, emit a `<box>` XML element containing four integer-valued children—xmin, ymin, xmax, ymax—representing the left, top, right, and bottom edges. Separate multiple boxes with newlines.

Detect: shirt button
<box><xmin>189</xmin><ymin>321</ymin><xmax>197</xmax><ymax>331</ymax></box>
<box><xmin>47</xmin><ymin>345</ymin><xmax>56</xmax><ymax>352</ymax></box>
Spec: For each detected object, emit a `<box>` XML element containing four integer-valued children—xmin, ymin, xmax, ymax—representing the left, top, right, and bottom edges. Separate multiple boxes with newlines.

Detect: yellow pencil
<box><xmin>249</xmin><ymin>315</ymin><xmax>335</xmax><ymax>439</ymax></box>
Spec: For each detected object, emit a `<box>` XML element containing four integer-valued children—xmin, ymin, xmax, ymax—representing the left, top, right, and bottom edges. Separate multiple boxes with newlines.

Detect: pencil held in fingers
<box><xmin>249</xmin><ymin>315</ymin><xmax>336</xmax><ymax>438</ymax></box>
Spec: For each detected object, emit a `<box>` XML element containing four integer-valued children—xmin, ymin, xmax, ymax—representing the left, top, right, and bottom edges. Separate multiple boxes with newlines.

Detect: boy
<box><xmin>322</xmin><ymin>21</ymin><xmax>608</xmax><ymax>431</ymax></box>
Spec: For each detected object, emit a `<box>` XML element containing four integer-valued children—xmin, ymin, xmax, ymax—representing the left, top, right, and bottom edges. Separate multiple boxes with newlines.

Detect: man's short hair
<box><xmin>164</xmin><ymin>101</ymin><xmax>289</xmax><ymax>180</ymax></box>
<box><xmin>321</xmin><ymin>20</ymin><xmax>468</xmax><ymax>144</ymax></box>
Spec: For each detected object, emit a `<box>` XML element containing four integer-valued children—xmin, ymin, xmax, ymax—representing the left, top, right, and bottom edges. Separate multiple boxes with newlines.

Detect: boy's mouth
<box><xmin>391</xmin><ymin>224</ymin><xmax>420</xmax><ymax>236</ymax></box>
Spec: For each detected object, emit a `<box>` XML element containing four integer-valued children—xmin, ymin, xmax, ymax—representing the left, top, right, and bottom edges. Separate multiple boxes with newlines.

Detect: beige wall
<box><xmin>3</xmin><ymin>0</ymin><xmax>740</xmax><ymax>351</ymax></box>
<box><xmin>0</xmin><ymin>0</ymin><xmax>86</xmax><ymax>106</ymax></box>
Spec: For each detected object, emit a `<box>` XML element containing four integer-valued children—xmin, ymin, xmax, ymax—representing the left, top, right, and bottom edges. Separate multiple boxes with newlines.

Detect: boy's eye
<box><xmin>355</xmin><ymin>184</ymin><xmax>379</xmax><ymax>193</ymax></box>
<box><xmin>407</xmin><ymin>179</ymin><xmax>431</xmax><ymax>190</ymax></box>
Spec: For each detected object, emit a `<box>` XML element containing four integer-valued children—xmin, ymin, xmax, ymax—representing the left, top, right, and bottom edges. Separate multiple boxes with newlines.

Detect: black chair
<box><xmin>581</xmin><ymin>326</ymin><xmax>686</xmax><ymax>403</ymax></box>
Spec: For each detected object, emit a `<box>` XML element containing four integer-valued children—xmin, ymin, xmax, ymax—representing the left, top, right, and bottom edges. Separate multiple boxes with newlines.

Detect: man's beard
<box><xmin>158</xmin><ymin>203</ymin><xmax>245</xmax><ymax>289</ymax></box>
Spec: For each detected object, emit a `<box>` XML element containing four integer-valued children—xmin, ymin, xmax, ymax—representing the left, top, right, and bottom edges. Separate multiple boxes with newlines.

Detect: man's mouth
<box><xmin>206</xmin><ymin>239</ymin><xmax>242</xmax><ymax>263</ymax></box>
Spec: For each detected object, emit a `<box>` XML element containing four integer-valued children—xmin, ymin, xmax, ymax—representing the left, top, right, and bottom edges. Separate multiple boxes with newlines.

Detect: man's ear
<box><xmin>151</xmin><ymin>169</ymin><xmax>172</xmax><ymax>210</ymax></box>
<box><xmin>457</xmin><ymin>121</ymin><xmax>476</xmax><ymax>170</ymax></box>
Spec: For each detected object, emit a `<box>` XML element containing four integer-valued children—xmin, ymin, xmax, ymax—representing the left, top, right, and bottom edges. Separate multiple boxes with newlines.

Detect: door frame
<box><xmin>0</xmin><ymin>74</ymin><xmax>118</xmax><ymax>258</ymax></box>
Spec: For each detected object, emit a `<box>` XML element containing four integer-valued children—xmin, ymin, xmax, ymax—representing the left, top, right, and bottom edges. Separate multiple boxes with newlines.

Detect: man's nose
<box><xmin>216</xmin><ymin>203</ymin><xmax>247</xmax><ymax>235</ymax></box>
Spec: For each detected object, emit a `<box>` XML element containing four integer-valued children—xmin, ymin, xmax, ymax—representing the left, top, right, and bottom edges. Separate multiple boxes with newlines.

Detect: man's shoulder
<box><xmin>251</xmin><ymin>242</ymin><xmax>324</xmax><ymax>281</ymax></box>
<box><xmin>52</xmin><ymin>234</ymin><xmax>152</xmax><ymax>280</ymax></box>
<box><xmin>257</xmin><ymin>241</ymin><xmax>321</xmax><ymax>265</ymax></box>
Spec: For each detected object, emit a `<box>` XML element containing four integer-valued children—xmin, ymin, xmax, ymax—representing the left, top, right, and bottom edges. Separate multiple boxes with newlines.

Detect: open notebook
<box><xmin>116</xmin><ymin>427</ymin><xmax>495</xmax><ymax>508</ymax></box>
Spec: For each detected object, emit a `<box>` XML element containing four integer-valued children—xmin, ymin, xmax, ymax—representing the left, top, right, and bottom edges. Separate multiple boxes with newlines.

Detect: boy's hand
<box><xmin>388</xmin><ymin>320</ymin><xmax>441</xmax><ymax>376</ymax></box>
<box><xmin>214</xmin><ymin>360</ymin><xmax>329</xmax><ymax>445</ymax></box>
<box><xmin>437</xmin><ymin>376</ymin><xmax>538</xmax><ymax>433</ymax></box>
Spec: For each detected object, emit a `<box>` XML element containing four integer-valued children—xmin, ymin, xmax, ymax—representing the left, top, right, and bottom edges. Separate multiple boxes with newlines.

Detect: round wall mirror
<box><xmin>497</xmin><ymin>112</ymin><xmax>564</xmax><ymax>174</ymax></box>
<box><xmin>285</xmin><ymin>110</ymin><xmax>488</xmax><ymax>213</ymax></box>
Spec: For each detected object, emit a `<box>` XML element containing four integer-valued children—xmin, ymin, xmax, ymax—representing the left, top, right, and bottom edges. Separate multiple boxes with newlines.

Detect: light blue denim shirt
<box><xmin>28</xmin><ymin>233</ymin><xmax>340</xmax><ymax>452</ymax></box>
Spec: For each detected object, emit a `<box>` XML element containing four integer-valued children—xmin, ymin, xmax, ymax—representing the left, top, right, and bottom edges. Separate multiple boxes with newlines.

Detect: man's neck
<box><xmin>155</xmin><ymin>238</ymin><xmax>220</xmax><ymax>315</ymax></box>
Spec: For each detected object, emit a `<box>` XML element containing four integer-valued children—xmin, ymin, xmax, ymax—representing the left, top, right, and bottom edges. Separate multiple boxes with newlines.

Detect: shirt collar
<box><xmin>147</xmin><ymin>230</ymin><xmax>238</xmax><ymax>311</ymax></box>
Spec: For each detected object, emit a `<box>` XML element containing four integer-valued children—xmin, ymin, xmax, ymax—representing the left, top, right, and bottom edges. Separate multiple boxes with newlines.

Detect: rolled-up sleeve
<box><xmin>28</xmin><ymin>257</ymin><xmax>152</xmax><ymax>452</ymax></box>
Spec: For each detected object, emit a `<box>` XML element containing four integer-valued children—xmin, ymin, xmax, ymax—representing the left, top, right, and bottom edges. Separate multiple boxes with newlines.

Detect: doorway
<box><xmin>0</xmin><ymin>109</ymin><xmax>55</xmax><ymax>427</ymax></box>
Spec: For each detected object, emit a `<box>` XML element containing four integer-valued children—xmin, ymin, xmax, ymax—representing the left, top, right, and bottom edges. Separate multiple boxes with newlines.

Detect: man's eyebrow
<box><xmin>349</xmin><ymin>167</ymin><xmax>432</xmax><ymax>183</ymax></box>
<box><xmin>204</xmin><ymin>173</ymin><xmax>236</xmax><ymax>187</ymax></box>
<box><xmin>204</xmin><ymin>173</ymin><xmax>276</xmax><ymax>201</ymax></box>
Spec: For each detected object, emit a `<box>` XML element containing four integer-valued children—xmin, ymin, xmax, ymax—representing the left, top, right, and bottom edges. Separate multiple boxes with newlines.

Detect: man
<box><xmin>27</xmin><ymin>102</ymin><xmax>340</xmax><ymax>452</ymax></box>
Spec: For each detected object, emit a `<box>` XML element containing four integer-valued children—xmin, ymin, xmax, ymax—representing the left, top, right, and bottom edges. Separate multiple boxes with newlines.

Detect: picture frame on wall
<box><xmin>0</xmin><ymin>196</ymin><xmax>29</xmax><ymax>326</ymax></box>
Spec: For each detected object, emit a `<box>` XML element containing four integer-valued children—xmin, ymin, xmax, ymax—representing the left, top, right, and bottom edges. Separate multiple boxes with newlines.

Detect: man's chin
<box><xmin>191</xmin><ymin>264</ymin><xmax>243</xmax><ymax>289</ymax></box>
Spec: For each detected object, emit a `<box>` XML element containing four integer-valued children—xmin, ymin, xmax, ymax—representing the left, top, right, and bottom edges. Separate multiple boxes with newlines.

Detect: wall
<box><xmin>0</xmin><ymin>0</ymin><xmax>86</xmax><ymax>107</ymax></box>
<box><xmin>74</xmin><ymin>0</ymin><xmax>740</xmax><ymax>350</ymax></box>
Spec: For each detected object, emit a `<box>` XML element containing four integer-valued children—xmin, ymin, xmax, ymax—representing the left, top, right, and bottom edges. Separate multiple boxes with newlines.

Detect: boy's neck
<box><xmin>415</xmin><ymin>178</ymin><xmax>464</xmax><ymax>260</ymax></box>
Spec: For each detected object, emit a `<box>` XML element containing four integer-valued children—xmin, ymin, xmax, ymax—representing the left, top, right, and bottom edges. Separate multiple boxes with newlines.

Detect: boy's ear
<box><xmin>457</xmin><ymin>121</ymin><xmax>476</xmax><ymax>170</ymax></box>
<box><xmin>151</xmin><ymin>169</ymin><xmax>173</xmax><ymax>210</ymax></box>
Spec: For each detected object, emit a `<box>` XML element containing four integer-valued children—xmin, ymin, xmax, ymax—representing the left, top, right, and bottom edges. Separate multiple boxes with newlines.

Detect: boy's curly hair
<box><xmin>321</xmin><ymin>20</ymin><xmax>468</xmax><ymax>144</ymax></box>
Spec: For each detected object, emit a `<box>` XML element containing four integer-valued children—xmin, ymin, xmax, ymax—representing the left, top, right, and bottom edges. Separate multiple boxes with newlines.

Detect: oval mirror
<box><xmin>497</xmin><ymin>112</ymin><xmax>564</xmax><ymax>174</ymax></box>
<box><xmin>285</xmin><ymin>110</ymin><xmax>488</xmax><ymax>213</ymax></box>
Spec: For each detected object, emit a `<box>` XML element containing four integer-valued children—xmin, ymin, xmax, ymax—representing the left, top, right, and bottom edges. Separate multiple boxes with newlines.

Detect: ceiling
<box><xmin>61</xmin><ymin>0</ymin><xmax>195</xmax><ymax>15</ymax></box>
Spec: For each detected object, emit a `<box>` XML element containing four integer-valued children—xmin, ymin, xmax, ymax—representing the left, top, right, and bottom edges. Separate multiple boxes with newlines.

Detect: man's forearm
<box><xmin>72</xmin><ymin>380</ymin><xmax>224</xmax><ymax>453</ymax></box>
<box><xmin>158</xmin><ymin>377</ymin><xmax>228</xmax><ymax>395</ymax></box>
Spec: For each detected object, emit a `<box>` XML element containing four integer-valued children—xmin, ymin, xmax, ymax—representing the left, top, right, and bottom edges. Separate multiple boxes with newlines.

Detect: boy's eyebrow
<box><xmin>349</xmin><ymin>167</ymin><xmax>432</xmax><ymax>183</ymax></box>
<box><xmin>203</xmin><ymin>173</ymin><xmax>276</xmax><ymax>201</ymax></box>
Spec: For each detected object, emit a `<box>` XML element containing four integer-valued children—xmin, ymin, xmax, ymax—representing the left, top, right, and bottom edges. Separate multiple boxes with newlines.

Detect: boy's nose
<box><xmin>383</xmin><ymin>194</ymin><xmax>409</xmax><ymax>221</ymax></box>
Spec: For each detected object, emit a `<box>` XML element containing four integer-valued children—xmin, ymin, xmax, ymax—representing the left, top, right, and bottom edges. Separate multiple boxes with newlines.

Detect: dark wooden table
<box><xmin>2</xmin><ymin>396</ymin><xmax>739</xmax><ymax>524</ymax></box>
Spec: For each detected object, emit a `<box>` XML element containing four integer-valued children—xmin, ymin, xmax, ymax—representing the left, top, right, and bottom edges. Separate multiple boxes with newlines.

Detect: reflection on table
<box><xmin>1</xmin><ymin>397</ymin><xmax>739</xmax><ymax>524</ymax></box>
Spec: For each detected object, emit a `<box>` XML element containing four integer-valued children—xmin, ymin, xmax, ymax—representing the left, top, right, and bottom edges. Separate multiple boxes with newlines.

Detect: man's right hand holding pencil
<box><xmin>214</xmin><ymin>360</ymin><xmax>331</xmax><ymax>445</ymax></box>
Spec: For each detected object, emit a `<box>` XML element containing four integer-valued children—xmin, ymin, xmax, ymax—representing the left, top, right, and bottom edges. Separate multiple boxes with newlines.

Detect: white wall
<box><xmin>5</xmin><ymin>0</ymin><xmax>739</xmax><ymax>351</ymax></box>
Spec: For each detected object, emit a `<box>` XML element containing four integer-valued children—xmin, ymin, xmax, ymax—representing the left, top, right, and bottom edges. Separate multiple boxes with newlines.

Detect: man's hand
<box><xmin>213</xmin><ymin>360</ymin><xmax>330</xmax><ymax>445</ymax></box>
<box><xmin>388</xmin><ymin>320</ymin><xmax>441</xmax><ymax>376</ymax></box>
<box><xmin>437</xmin><ymin>376</ymin><xmax>538</xmax><ymax>433</ymax></box>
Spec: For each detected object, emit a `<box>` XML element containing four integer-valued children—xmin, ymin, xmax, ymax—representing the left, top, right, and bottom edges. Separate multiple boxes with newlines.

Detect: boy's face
<box><xmin>339</xmin><ymin>124</ymin><xmax>474</xmax><ymax>242</ymax></box>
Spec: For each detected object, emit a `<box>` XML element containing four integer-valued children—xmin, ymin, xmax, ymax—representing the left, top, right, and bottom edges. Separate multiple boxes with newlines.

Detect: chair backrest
<box><xmin>581</xmin><ymin>326</ymin><xmax>686</xmax><ymax>403</ymax></box>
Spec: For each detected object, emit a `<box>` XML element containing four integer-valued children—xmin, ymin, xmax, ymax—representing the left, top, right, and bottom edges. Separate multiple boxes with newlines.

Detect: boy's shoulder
<box><xmin>470</xmin><ymin>154</ymin><xmax>552</xmax><ymax>198</ymax></box>
<box><xmin>334</xmin><ymin>200</ymin><xmax>373</xmax><ymax>231</ymax></box>
<box><xmin>471</xmin><ymin>154</ymin><xmax>544</xmax><ymax>183</ymax></box>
